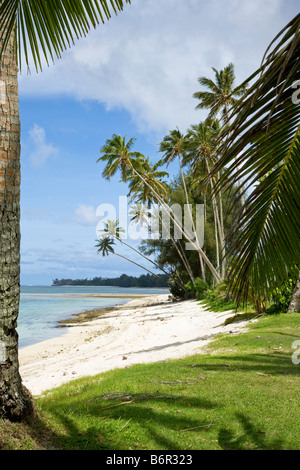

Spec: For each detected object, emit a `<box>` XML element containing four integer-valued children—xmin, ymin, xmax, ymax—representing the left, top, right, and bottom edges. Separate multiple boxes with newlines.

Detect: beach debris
<box><xmin>97</xmin><ymin>401</ymin><xmax>133</xmax><ymax>412</ymax></box>
<box><xmin>181</xmin><ymin>422</ymin><xmax>215</xmax><ymax>432</ymax></box>
<box><xmin>149</xmin><ymin>377</ymin><xmax>205</xmax><ymax>386</ymax></box>
<box><xmin>122</xmin><ymin>356</ymin><xmax>128</xmax><ymax>360</ymax></box>
<box><xmin>87</xmin><ymin>392</ymin><xmax>178</xmax><ymax>403</ymax></box>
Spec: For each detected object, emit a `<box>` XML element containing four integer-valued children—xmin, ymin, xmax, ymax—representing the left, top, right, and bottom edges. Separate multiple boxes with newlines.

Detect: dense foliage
<box><xmin>52</xmin><ymin>273</ymin><xmax>169</xmax><ymax>288</ymax></box>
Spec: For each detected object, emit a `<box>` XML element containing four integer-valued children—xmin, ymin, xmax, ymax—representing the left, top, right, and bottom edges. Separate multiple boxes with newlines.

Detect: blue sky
<box><xmin>18</xmin><ymin>0</ymin><xmax>300</xmax><ymax>285</ymax></box>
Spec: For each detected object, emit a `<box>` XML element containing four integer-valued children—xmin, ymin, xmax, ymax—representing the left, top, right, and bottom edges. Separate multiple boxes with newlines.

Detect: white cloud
<box><xmin>29</xmin><ymin>124</ymin><xmax>58</xmax><ymax>167</ymax></box>
<box><xmin>74</xmin><ymin>204</ymin><xmax>99</xmax><ymax>226</ymax></box>
<box><xmin>18</xmin><ymin>0</ymin><xmax>297</xmax><ymax>136</ymax></box>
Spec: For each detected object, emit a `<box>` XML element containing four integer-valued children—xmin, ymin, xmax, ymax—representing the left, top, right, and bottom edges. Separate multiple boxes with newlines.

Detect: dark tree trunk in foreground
<box><xmin>0</xmin><ymin>32</ymin><xmax>34</xmax><ymax>421</ymax></box>
<box><xmin>288</xmin><ymin>272</ymin><xmax>300</xmax><ymax>313</ymax></box>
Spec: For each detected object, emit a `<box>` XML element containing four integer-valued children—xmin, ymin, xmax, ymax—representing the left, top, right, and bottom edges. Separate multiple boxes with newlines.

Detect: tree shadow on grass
<box><xmin>17</xmin><ymin>347</ymin><xmax>299</xmax><ymax>450</ymax></box>
<box><xmin>32</xmin><ymin>393</ymin><xmax>217</xmax><ymax>450</ymax></box>
<box><xmin>186</xmin><ymin>351</ymin><xmax>300</xmax><ymax>377</ymax></box>
<box><xmin>218</xmin><ymin>413</ymin><xmax>284</xmax><ymax>450</ymax></box>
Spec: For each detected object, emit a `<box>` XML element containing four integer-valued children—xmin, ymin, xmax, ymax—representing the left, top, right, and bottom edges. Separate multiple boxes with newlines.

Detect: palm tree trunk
<box><xmin>118</xmin><ymin>237</ymin><xmax>170</xmax><ymax>278</ymax></box>
<box><xmin>153</xmin><ymin>205</ymin><xmax>195</xmax><ymax>284</ymax></box>
<box><xmin>178</xmin><ymin>155</ymin><xmax>205</xmax><ymax>281</ymax></box>
<box><xmin>113</xmin><ymin>251</ymin><xmax>168</xmax><ymax>286</ymax></box>
<box><xmin>224</xmin><ymin>109</ymin><xmax>246</xmax><ymax>210</ymax></box>
<box><xmin>0</xmin><ymin>31</ymin><xmax>34</xmax><ymax>420</ymax></box>
<box><xmin>217</xmin><ymin>172</ymin><xmax>226</xmax><ymax>278</ymax></box>
<box><xmin>213</xmin><ymin>206</ymin><xmax>220</xmax><ymax>275</ymax></box>
<box><xmin>205</xmin><ymin>159</ymin><xmax>226</xmax><ymax>280</ymax></box>
<box><xmin>288</xmin><ymin>272</ymin><xmax>300</xmax><ymax>313</ymax></box>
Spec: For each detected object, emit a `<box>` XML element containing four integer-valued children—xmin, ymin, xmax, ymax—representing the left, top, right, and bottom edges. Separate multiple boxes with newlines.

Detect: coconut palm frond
<box><xmin>193</xmin><ymin>63</ymin><xmax>248</xmax><ymax>123</ymax></box>
<box><xmin>98</xmin><ymin>134</ymin><xmax>145</xmax><ymax>182</ymax></box>
<box><xmin>95</xmin><ymin>235</ymin><xmax>115</xmax><ymax>256</ymax></box>
<box><xmin>0</xmin><ymin>0</ymin><xmax>131</xmax><ymax>71</ymax></box>
<box><xmin>211</xmin><ymin>13</ymin><xmax>300</xmax><ymax>305</ymax></box>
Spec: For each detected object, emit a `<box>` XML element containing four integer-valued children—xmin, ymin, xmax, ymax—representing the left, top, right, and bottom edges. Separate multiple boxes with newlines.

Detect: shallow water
<box><xmin>18</xmin><ymin>285</ymin><xmax>169</xmax><ymax>348</ymax></box>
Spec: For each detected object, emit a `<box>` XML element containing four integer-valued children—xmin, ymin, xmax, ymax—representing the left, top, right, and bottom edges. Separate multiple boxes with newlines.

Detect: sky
<box><xmin>18</xmin><ymin>0</ymin><xmax>300</xmax><ymax>286</ymax></box>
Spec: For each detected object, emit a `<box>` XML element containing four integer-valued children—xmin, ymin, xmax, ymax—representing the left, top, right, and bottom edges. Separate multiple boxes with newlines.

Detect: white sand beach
<box><xmin>19</xmin><ymin>294</ymin><xmax>250</xmax><ymax>397</ymax></box>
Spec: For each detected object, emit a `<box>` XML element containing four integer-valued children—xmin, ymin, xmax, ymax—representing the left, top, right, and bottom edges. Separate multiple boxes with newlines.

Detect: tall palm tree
<box><xmin>98</xmin><ymin>134</ymin><xmax>144</xmax><ymax>181</ymax></box>
<box><xmin>159</xmin><ymin>128</ymin><xmax>190</xmax><ymax>208</ymax></box>
<box><xmin>0</xmin><ymin>0</ymin><xmax>131</xmax><ymax>421</ymax></box>
<box><xmin>193</xmin><ymin>63</ymin><xmax>247</xmax><ymax>124</ymax></box>
<box><xmin>129</xmin><ymin>202</ymin><xmax>150</xmax><ymax>226</ymax></box>
<box><xmin>193</xmin><ymin>63</ymin><xmax>247</xmax><ymax>210</ymax></box>
<box><xmin>209</xmin><ymin>13</ymin><xmax>300</xmax><ymax>311</ymax></box>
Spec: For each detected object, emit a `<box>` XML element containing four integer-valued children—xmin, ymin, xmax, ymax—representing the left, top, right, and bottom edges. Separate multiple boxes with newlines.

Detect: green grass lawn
<box><xmin>1</xmin><ymin>311</ymin><xmax>300</xmax><ymax>450</ymax></box>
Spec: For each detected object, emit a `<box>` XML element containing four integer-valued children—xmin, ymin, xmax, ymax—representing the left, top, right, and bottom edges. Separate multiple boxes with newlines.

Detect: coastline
<box><xmin>19</xmin><ymin>294</ymin><xmax>251</xmax><ymax>397</ymax></box>
<box><xmin>56</xmin><ymin>293</ymin><xmax>166</xmax><ymax>326</ymax></box>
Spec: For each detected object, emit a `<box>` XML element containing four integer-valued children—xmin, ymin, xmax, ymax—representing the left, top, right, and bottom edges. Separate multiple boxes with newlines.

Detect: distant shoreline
<box><xmin>51</xmin><ymin>273</ymin><xmax>170</xmax><ymax>289</ymax></box>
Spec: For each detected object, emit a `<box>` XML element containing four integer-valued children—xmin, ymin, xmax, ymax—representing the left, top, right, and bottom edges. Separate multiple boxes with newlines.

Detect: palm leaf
<box><xmin>211</xmin><ymin>13</ymin><xmax>300</xmax><ymax>305</ymax></box>
<box><xmin>0</xmin><ymin>0</ymin><xmax>131</xmax><ymax>71</ymax></box>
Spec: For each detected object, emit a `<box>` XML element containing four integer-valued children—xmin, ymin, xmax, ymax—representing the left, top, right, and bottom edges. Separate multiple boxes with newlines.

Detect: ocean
<box><xmin>18</xmin><ymin>285</ymin><xmax>169</xmax><ymax>349</ymax></box>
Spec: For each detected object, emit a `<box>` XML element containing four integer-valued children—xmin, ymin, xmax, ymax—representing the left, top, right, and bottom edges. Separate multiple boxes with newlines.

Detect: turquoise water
<box><xmin>19</xmin><ymin>285</ymin><xmax>169</xmax><ymax>349</ymax></box>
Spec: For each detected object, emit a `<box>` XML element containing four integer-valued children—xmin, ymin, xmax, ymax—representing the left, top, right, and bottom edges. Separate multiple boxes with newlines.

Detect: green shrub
<box><xmin>266</xmin><ymin>278</ymin><xmax>295</xmax><ymax>314</ymax></box>
<box><xmin>168</xmin><ymin>276</ymin><xmax>186</xmax><ymax>299</ymax></box>
<box><xmin>184</xmin><ymin>277</ymin><xmax>209</xmax><ymax>300</ymax></box>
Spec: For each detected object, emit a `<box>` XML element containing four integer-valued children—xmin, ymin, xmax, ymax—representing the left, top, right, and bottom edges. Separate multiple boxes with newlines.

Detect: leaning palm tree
<box><xmin>99</xmin><ymin>218</ymin><xmax>170</xmax><ymax>277</ymax></box>
<box><xmin>95</xmin><ymin>235</ymin><xmax>168</xmax><ymax>285</ymax></box>
<box><xmin>209</xmin><ymin>13</ymin><xmax>300</xmax><ymax>311</ymax></box>
<box><xmin>0</xmin><ymin>0</ymin><xmax>131</xmax><ymax>421</ymax></box>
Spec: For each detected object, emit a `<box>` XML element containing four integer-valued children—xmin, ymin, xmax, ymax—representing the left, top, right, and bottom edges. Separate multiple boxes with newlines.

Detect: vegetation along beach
<box><xmin>0</xmin><ymin>0</ymin><xmax>299</xmax><ymax>453</ymax></box>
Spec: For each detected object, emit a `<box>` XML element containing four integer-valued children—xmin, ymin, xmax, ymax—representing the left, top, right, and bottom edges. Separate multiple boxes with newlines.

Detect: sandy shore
<box><xmin>19</xmin><ymin>294</ymin><xmax>250</xmax><ymax>397</ymax></box>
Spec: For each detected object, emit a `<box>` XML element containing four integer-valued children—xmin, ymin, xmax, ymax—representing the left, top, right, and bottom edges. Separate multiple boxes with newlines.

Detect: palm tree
<box><xmin>127</xmin><ymin>157</ymin><xmax>169</xmax><ymax>207</ymax></box>
<box><xmin>98</xmin><ymin>134</ymin><xmax>145</xmax><ymax>181</ymax></box>
<box><xmin>193</xmin><ymin>63</ymin><xmax>247</xmax><ymax>212</ymax></box>
<box><xmin>209</xmin><ymin>13</ymin><xmax>300</xmax><ymax>311</ymax></box>
<box><xmin>129</xmin><ymin>202</ymin><xmax>150</xmax><ymax>226</ymax></box>
<box><xmin>95</xmin><ymin>235</ymin><xmax>168</xmax><ymax>284</ymax></box>
<box><xmin>0</xmin><ymin>0</ymin><xmax>131</xmax><ymax>421</ymax></box>
<box><xmin>193</xmin><ymin>63</ymin><xmax>247</xmax><ymax>124</ymax></box>
<box><xmin>99</xmin><ymin>218</ymin><xmax>170</xmax><ymax>278</ymax></box>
